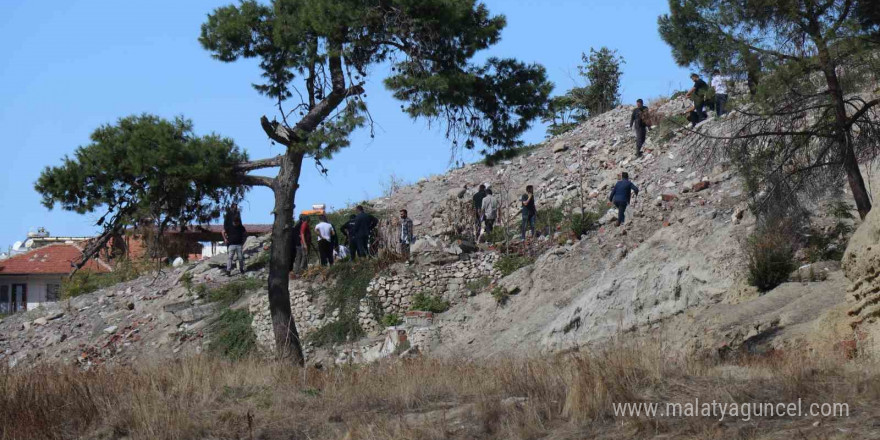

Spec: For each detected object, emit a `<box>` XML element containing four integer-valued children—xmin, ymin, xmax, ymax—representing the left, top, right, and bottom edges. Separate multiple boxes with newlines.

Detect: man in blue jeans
<box><xmin>609</xmin><ymin>172</ymin><xmax>639</xmax><ymax>227</ymax></box>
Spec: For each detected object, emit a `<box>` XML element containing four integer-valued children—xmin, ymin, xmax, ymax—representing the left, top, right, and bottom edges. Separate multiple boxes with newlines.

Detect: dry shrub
<box><xmin>3</xmin><ymin>338</ymin><xmax>880</xmax><ymax>439</ymax></box>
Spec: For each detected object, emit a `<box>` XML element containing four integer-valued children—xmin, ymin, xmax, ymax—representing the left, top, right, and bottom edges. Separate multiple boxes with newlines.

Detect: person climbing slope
<box><xmin>608</xmin><ymin>172</ymin><xmax>639</xmax><ymax>227</ymax></box>
<box><xmin>629</xmin><ymin>98</ymin><xmax>651</xmax><ymax>157</ymax></box>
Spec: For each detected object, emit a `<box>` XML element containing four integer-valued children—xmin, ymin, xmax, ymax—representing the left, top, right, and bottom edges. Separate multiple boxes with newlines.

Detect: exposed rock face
<box><xmin>843</xmin><ymin>201</ymin><xmax>880</xmax><ymax>352</ymax></box>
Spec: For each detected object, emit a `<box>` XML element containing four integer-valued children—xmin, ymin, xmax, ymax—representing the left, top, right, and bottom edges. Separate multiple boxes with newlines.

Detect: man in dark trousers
<box><xmin>222</xmin><ymin>210</ymin><xmax>247</xmax><ymax>276</ymax></box>
<box><xmin>520</xmin><ymin>185</ymin><xmax>537</xmax><ymax>240</ymax></box>
<box><xmin>685</xmin><ymin>73</ymin><xmax>709</xmax><ymax>126</ymax></box>
<box><xmin>314</xmin><ymin>215</ymin><xmax>335</xmax><ymax>266</ymax></box>
<box><xmin>352</xmin><ymin>205</ymin><xmax>378</xmax><ymax>259</ymax></box>
<box><xmin>341</xmin><ymin>214</ymin><xmax>356</xmax><ymax>246</ymax></box>
<box><xmin>472</xmin><ymin>184</ymin><xmax>487</xmax><ymax>238</ymax></box>
<box><xmin>629</xmin><ymin>99</ymin><xmax>650</xmax><ymax>157</ymax></box>
<box><xmin>608</xmin><ymin>172</ymin><xmax>640</xmax><ymax>227</ymax></box>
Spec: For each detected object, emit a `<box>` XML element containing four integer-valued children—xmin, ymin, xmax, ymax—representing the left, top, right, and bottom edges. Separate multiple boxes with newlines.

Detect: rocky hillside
<box><xmin>360</xmin><ymin>95</ymin><xmax>861</xmax><ymax>360</ymax></box>
<box><xmin>0</xmin><ymin>95</ymin><xmax>867</xmax><ymax>368</ymax></box>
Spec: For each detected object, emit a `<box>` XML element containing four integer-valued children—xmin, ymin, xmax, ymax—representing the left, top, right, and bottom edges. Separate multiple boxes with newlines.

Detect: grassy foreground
<box><xmin>3</xmin><ymin>339</ymin><xmax>879</xmax><ymax>440</ymax></box>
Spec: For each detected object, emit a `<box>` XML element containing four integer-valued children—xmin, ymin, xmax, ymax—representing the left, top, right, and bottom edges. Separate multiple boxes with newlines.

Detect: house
<box><xmin>0</xmin><ymin>244</ymin><xmax>111</xmax><ymax>314</ymax></box>
<box><xmin>111</xmin><ymin>224</ymin><xmax>272</xmax><ymax>261</ymax></box>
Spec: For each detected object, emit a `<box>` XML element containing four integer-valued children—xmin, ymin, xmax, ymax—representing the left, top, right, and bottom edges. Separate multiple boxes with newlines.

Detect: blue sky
<box><xmin>0</xmin><ymin>0</ymin><xmax>689</xmax><ymax>251</ymax></box>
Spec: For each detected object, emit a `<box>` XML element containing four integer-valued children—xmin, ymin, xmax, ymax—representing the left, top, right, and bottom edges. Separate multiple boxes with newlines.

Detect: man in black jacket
<box><xmin>608</xmin><ymin>172</ymin><xmax>640</xmax><ymax>227</ymax></box>
<box><xmin>685</xmin><ymin>73</ymin><xmax>709</xmax><ymax>126</ymax></box>
<box><xmin>222</xmin><ymin>214</ymin><xmax>247</xmax><ymax>276</ymax></box>
<box><xmin>629</xmin><ymin>99</ymin><xmax>650</xmax><ymax>157</ymax></box>
<box><xmin>352</xmin><ymin>205</ymin><xmax>378</xmax><ymax>258</ymax></box>
<box><xmin>341</xmin><ymin>214</ymin><xmax>357</xmax><ymax>246</ymax></box>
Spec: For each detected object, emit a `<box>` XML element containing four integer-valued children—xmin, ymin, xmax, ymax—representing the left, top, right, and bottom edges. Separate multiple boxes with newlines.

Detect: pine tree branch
<box><xmin>846</xmin><ymin>98</ymin><xmax>880</xmax><ymax>127</ymax></box>
<box><xmin>258</xmin><ymin>46</ymin><xmax>364</xmax><ymax>148</ymax></box>
<box><xmin>234</xmin><ymin>155</ymin><xmax>283</xmax><ymax>172</ymax></box>
<box><xmin>240</xmin><ymin>175</ymin><xmax>276</xmax><ymax>188</ymax></box>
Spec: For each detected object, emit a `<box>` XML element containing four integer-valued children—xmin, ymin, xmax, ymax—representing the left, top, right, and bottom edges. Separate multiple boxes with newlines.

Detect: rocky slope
<box><xmin>0</xmin><ymin>95</ymin><xmax>866</xmax><ymax>368</ymax></box>
<box><xmin>364</xmin><ymin>95</ymin><xmax>860</xmax><ymax>360</ymax></box>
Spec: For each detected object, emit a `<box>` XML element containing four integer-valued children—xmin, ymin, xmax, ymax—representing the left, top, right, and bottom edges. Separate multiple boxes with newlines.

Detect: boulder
<box><xmin>456</xmin><ymin>240</ymin><xmax>478</xmax><ymax>254</ymax></box>
<box><xmin>692</xmin><ymin>181</ymin><xmax>710</xmax><ymax>192</ymax></box>
<box><xmin>732</xmin><ymin>208</ymin><xmax>746</xmax><ymax>225</ymax></box>
<box><xmin>172</xmin><ymin>257</ymin><xmax>185</xmax><ymax>268</ymax></box>
<box><xmin>33</xmin><ymin>317</ymin><xmax>48</xmax><ymax>326</ymax></box>
<box><xmin>552</xmin><ymin>141</ymin><xmax>569</xmax><ymax>153</ymax></box>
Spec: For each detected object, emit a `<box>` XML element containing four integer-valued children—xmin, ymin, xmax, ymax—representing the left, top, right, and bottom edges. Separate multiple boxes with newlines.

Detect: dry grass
<box><xmin>3</xmin><ymin>338</ymin><xmax>880</xmax><ymax>440</ymax></box>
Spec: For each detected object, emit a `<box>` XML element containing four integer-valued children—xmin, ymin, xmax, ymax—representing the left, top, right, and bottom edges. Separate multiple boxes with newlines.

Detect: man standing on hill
<box><xmin>341</xmin><ymin>214</ymin><xmax>356</xmax><ymax>247</ymax></box>
<box><xmin>352</xmin><ymin>205</ymin><xmax>378</xmax><ymax>259</ymax></box>
<box><xmin>314</xmin><ymin>215</ymin><xmax>335</xmax><ymax>267</ymax></box>
<box><xmin>711</xmin><ymin>69</ymin><xmax>730</xmax><ymax>117</ymax></box>
<box><xmin>685</xmin><ymin>73</ymin><xmax>709</xmax><ymax>126</ymax></box>
<box><xmin>399</xmin><ymin>209</ymin><xmax>414</xmax><ymax>260</ymax></box>
<box><xmin>472</xmin><ymin>184</ymin><xmax>487</xmax><ymax>238</ymax></box>
<box><xmin>481</xmin><ymin>188</ymin><xmax>500</xmax><ymax>240</ymax></box>
<box><xmin>608</xmin><ymin>172</ymin><xmax>639</xmax><ymax>227</ymax></box>
<box><xmin>520</xmin><ymin>185</ymin><xmax>537</xmax><ymax>240</ymax></box>
<box><xmin>293</xmin><ymin>214</ymin><xmax>311</xmax><ymax>273</ymax></box>
<box><xmin>629</xmin><ymin>99</ymin><xmax>650</xmax><ymax>157</ymax></box>
<box><xmin>222</xmin><ymin>214</ymin><xmax>247</xmax><ymax>276</ymax></box>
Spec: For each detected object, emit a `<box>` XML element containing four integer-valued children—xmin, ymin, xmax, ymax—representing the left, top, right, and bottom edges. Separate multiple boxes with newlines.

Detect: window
<box><xmin>47</xmin><ymin>284</ymin><xmax>61</xmax><ymax>302</ymax></box>
<box><xmin>12</xmin><ymin>284</ymin><xmax>26</xmax><ymax>312</ymax></box>
<box><xmin>0</xmin><ymin>286</ymin><xmax>8</xmax><ymax>315</ymax></box>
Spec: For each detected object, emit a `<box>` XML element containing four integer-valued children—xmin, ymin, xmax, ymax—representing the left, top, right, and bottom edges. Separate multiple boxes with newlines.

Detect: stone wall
<box><xmin>250</xmin><ymin>252</ymin><xmax>501</xmax><ymax>355</ymax></box>
<box><xmin>358</xmin><ymin>252</ymin><xmax>501</xmax><ymax>335</ymax></box>
<box><xmin>248</xmin><ymin>282</ymin><xmax>334</xmax><ymax>356</ymax></box>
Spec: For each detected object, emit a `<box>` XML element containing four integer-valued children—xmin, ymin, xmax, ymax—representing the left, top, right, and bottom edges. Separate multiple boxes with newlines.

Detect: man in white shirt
<box><xmin>314</xmin><ymin>215</ymin><xmax>335</xmax><ymax>266</ymax></box>
<box><xmin>480</xmin><ymin>188</ymin><xmax>500</xmax><ymax>241</ymax></box>
<box><xmin>711</xmin><ymin>69</ymin><xmax>731</xmax><ymax>117</ymax></box>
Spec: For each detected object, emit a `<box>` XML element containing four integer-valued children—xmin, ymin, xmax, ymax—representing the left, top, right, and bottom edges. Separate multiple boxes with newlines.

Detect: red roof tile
<box><xmin>0</xmin><ymin>244</ymin><xmax>112</xmax><ymax>275</ymax></box>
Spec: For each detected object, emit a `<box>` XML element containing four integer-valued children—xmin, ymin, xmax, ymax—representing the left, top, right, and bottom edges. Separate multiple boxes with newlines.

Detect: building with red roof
<box><xmin>0</xmin><ymin>244</ymin><xmax>111</xmax><ymax>314</ymax></box>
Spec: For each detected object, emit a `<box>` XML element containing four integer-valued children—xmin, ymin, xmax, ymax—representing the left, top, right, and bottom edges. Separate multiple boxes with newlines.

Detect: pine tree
<box><xmin>38</xmin><ymin>0</ymin><xmax>552</xmax><ymax>365</ymax></box>
<box><xmin>658</xmin><ymin>0</ymin><xmax>880</xmax><ymax>219</ymax></box>
<box><xmin>579</xmin><ymin>47</ymin><xmax>624</xmax><ymax>116</ymax></box>
<box><xmin>543</xmin><ymin>47</ymin><xmax>623</xmax><ymax>136</ymax></box>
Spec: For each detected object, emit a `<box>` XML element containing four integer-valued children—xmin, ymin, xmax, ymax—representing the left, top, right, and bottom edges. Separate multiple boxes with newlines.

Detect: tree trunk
<box><xmin>817</xmin><ymin>45</ymin><xmax>872</xmax><ymax>219</ymax></box>
<box><xmin>266</xmin><ymin>151</ymin><xmax>306</xmax><ymax>365</ymax></box>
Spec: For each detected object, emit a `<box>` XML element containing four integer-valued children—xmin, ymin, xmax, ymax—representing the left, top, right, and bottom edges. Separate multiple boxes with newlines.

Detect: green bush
<box><xmin>485</xmin><ymin>224</ymin><xmax>514</xmax><ymax>244</ymax></box>
<box><xmin>61</xmin><ymin>259</ymin><xmax>145</xmax><ymax>299</ymax></box>
<box><xmin>410</xmin><ymin>292</ymin><xmax>450</xmax><ymax>313</ymax></box>
<box><xmin>208</xmin><ymin>309</ymin><xmax>256</xmax><ymax>360</ymax></box>
<box><xmin>654</xmin><ymin>113</ymin><xmax>688</xmax><ymax>143</ymax></box>
<box><xmin>206</xmin><ymin>278</ymin><xmax>263</xmax><ymax>306</ymax></box>
<box><xmin>495</xmin><ymin>254</ymin><xmax>535</xmax><ymax>277</ymax></box>
<box><xmin>307</xmin><ymin>259</ymin><xmax>381</xmax><ymax>347</ymax></box>
<box><xmin>180</xmin><ymin>271</ymin><xmax>194</xmax><ymax>293</ymax></box>
<box><xmin>535</xmin><ymin>207</ymin><xmax>566</xmax><ymax>236</ymax></box>
<box><xmin>308</xmin><ymin>319</ymin><xmax>365</xmax><ymax>347</ymax></box>
<box><xmin>746</xmin><ymin>227</ymin><xmax>797</xmax><ymax>292</ymax></box>
<box><xmin>491</xmin><ymin>286</ymin><xmax>510</xmax><ymax>306</ymax></box>
<box><xmin>569</xmin><ymin>210</ymin><xmax>601</xmax><ymax>237</ymax></box>
<box><xmin>380</xmin><ymin>313</ymin><xmax>403</xmax><ymax>327</ymax></box>
<box><xmin>466</xmin><ymin>277</ymin><xmax>490</xmax><ymax>294</ymax></box>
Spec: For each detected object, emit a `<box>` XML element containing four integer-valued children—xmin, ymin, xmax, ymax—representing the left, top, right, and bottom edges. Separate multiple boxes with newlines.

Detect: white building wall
<box><xmin>0</xmin><ymin>275</ymin><xmax>63</xmax><ymax>312</ymax></box>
